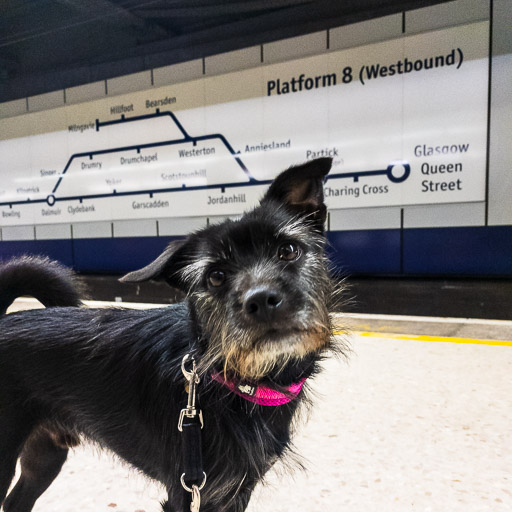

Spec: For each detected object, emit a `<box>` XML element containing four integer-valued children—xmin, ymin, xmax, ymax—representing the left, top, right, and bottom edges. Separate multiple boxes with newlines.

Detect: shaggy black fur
<box><xmin>0</xmin><ymin>158</ymin><xmax>340</xmax><ymax>512</ymax></box>
<box><xmin>0</xmin><ymin>256</ymin><xmax>84</xmax><ymax>315</ymax></box>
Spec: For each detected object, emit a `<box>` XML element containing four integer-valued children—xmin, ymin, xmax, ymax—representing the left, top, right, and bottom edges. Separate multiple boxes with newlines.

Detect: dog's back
<box><xmin>0</xmin><ymin>256</ymin><xmax>83</xmax><ymax>315</ymax></box>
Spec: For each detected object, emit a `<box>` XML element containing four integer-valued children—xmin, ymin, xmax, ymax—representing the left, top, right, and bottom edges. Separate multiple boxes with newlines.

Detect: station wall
<box><xmin>0</xmin><ymin>0</ymin><xmax>511</xmax><ymax>277</ymax></box>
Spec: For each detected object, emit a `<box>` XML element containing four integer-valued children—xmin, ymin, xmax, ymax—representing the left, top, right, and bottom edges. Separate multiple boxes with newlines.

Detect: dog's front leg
<box><xmin>0</xmin><ymin>407</ymin><xmax>39</xmax><ymax>507</ymax></box>
<box><xmin>228</xmin><ymin>478</ymin><xmax>259</xmax><ymax>512</ymax></box>
<box><xmin>161</xmin><ymin>489</ymin><xmax>188</xmax><ymax>512</ymax></box>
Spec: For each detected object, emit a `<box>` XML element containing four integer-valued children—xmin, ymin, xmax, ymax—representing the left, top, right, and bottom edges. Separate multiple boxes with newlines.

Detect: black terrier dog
<box><xmin>0</xmin><ymin>157</ymin><xmax>341</xmax><ymax>512</ymax></box>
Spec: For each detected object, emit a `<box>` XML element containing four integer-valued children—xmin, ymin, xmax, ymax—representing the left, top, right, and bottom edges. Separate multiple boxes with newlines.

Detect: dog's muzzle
<box><xmin>242</xmin><ymin>286</ymin><xmax>284</xmax><ymax>323</ymax></box>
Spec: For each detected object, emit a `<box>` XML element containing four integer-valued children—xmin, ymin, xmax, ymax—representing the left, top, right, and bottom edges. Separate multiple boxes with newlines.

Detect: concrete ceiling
<box><xmin>0</xmin><ymin>0</ymin><xmax>451</xmax><ymax>101</ymax></box>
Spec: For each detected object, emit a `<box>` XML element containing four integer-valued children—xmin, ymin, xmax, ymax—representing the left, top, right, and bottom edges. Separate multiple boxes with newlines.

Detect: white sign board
<box><xmin>0</xmin><ymin>22</ymin><xmax>489</xmax><ymax>226</ymax></box>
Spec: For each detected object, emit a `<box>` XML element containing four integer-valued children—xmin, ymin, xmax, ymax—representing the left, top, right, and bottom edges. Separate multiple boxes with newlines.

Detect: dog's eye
<box><xmin>278</xmin><ymin>243</ymin><xmax>301</xmax><ymax>261</ymax></box>
<box><xmin>208</xmin><ymin>270</ymin><xmax>226</xmax><ymax>287</ymax></box>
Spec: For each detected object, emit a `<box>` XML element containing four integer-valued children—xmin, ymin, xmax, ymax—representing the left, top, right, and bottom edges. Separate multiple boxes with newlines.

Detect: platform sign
<box><xmin>0</xmin><ymin>22</ymin><xmax>489</xmax><ymax>226</ymax></box>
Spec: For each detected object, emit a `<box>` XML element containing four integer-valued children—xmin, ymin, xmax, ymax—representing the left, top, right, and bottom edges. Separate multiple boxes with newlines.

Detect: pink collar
<box><xmin>211</xmin><ymin>374</ymin><xmax>306</xmax><ymax>406</ymax></box>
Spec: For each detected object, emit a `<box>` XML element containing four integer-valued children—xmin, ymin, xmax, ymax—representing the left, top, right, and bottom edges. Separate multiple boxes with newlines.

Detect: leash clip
<box><xmin>179</xmin><ymin>353</ymin><xmax>206</xmax><ymax>511</ymax></box>
<box><xmin>190</xmin><ymin>485</ymin><xmax>201</xmax><ymax>512</ymax></box>
<box><xmin>178</xmin><ymin>354</ymin><xmax>203</xmax><ymax>432</ymax></box>
<box><xmin>181</xmin><ymin>473</ymin><xmax>206</xmax><ymax>512</ymax></box>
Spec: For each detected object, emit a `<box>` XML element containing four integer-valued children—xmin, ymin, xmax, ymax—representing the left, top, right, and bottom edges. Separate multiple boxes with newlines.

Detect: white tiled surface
<box><xmin>112</xmin><ymin>219</ymin><xmax>158</xmax><ymax>238</ymax></box>
<box><xmin>205</xmin><ymin>46</ymin><xmax>261</xmax><ymax>75</ymax></box>
<box><xmin>71</xmin><ymin>222</ymin><xmax>112</xmax><ymax>239</ymax></box>
<box><xmin>330</xmin><ymin>207</ymin><xmax>401</xmax><ymax>231</ymax></box>
<box><xmin>1</xmin><ymin>225</ymin><xmax>35</xmax><ymax>241</ymax></box>
<box><xmin>153</xmin><ymin>60</ymin><xmax>204</xmax><ymax>87</ymax></box>
<box><xmin>263</xmin><ymin>31</ymin><xmax>327</xmax><ymax>64</ymax></box>
<box><xmin>406</xmin><ymin>0</ymin><xmax>490</xmax><ymax>34</ymax></box>
<box><xmin>107</xmin><ymin>71</ymin><xmax>152</xmax><ymax>96</ymax></box>
<box><xmin>0</xmin><ymin>0</ymin><xmax>508</xmax><ymax>235</ymax></box>
<box><xmin>0</xmin><ymin>98</ymin><xmax>27</xmax><ymax>119</ymax></box>
<box><xmin>35</xmin><ymin>224</ymin><xmax>72</xmax><ymax>240</ymax></box>
<box><xmin>404</xmin><ymin>202</ymin><xmax>486</xmax><ymax>228</ymax></box>
<box><xmin>65</xmin><ymin>81</ymin><xmax>106</xmax><ymax>105</ymax></box>
<box><xmin>330</xmin><ymin>14</ymin><xmax>402</xmax><ymax>50</ymax></box>
<box><xmin>157</xmin><ymin>216</ymin><xmax>207</xmax><ymax>236</ymax></box>
<box><xmin>27</xmin><ymin>91</ymin><xmax>65</xmax><ymax>113</ymax></box>
<box><xmin>488</xmin><ymin>0</ymin><xmax>512</xmax><ymax>225</ymax></box>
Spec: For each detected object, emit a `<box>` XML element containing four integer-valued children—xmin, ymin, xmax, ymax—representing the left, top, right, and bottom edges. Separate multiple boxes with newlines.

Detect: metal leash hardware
<box><xmin>180</xmin><ymin>472</ymin><xmax>207</xmax><ymax>512</ymax></box>
<box><xmin>178</xmin><ymin>354</ymin><xmax>204</xmax><ymax>432</ymax></box>
<box><xmin>179</xmin><ymin>353</ymin><xmax>206</xmax><ymax>512</ymax></box>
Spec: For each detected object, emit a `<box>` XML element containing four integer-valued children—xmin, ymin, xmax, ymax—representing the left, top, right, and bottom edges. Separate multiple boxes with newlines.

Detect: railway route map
<box><xmin>0</xmin><ymin>22</ymin><xmax>489</xmax><ymax>226</ymax></box>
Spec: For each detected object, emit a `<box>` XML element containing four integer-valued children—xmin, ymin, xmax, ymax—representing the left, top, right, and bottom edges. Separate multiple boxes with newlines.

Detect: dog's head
<box><xmin>121</xmin><ymin>158</ymin><xmax>335</xmax><ymax>381</ymax></box>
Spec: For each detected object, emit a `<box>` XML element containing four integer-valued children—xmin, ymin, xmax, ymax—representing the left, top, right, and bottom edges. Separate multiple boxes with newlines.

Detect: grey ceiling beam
<box><xmin>57</xmin><ymin>0</ymin><xmax>170</xmax><ymax>37</ymax></box>
<box><xmin>1</xmin><ymin>0</ymin><xmax>453</xmax><ymax>102</ymax></box>
<box><xmin>87</xmin><ymin>0</ymin><xmax>447</xmax><ymax>63</ymax></box>
<box><xmin>135</xmin><ymin>0</ymin><xmax>315</xmax><ymax>18</ymax></box>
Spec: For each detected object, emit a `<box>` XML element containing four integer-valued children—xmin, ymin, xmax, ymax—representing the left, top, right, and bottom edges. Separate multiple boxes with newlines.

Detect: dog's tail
<box><xmin>0</xmin><ymin>255</ymin><xmax>84</xmax><ymax>315</ymax></box>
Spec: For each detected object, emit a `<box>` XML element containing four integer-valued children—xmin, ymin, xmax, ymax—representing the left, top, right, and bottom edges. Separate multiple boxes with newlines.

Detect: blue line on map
<box><xmin>0</xmin><ymin>110</ymin><xmax>409</xmax><ymax>208</ymax></box>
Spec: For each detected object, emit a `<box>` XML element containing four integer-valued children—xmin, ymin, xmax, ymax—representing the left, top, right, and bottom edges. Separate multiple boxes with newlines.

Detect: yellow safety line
<box><xmin>332</xmin><ymin>330</ymin><xmax>512</xmax><ymax>347</ymax></box>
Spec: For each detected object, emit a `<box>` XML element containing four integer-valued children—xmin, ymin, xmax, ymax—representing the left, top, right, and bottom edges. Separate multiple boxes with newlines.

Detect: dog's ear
<box><xmin>120</xmin><ymin>239</ymin><xmax>190</xmax><ymax>290</ymax></box>
<box><xmin>261</xmin><ymin>157</ymin><xmax>332</xmax><ymax>226</ymax></box>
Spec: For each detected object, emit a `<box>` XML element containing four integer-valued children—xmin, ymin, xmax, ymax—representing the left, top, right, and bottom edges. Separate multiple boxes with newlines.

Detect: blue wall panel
<box><xmin>0</xmin><ymin>240</ymin><xmax>74</xmax><ymax>267</ymax></box>
<box><xmin>403</xmin><ymin>226</ymin><xmax>512</xmax><ymax>276</ymax></box>
<box><xmin>73</xmin><ymin>237</ymin><xmax>178</xmax><ymax>273</ymax></box>
<box><xmin>327</xmin><ymin>229</ymin><xmax>401</xmax><ymax>274</ymax></box>
<box><xmin>1</xmin><ymin>227</ymin><xmax>510</xmax><ymax>276</ymax></box>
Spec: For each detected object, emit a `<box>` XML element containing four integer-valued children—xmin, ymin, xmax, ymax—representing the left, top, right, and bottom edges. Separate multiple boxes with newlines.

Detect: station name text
<box><xmin>267</xmin><ymin>48</ymin><xmax>463</xmax><ymax>96</ymax></box>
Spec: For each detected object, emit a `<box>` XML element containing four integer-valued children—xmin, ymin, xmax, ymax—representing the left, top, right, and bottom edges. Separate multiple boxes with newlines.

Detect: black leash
<box><xmin>178</xmin><ymin>354</ymin><xmax>206</xmax><ymax>512</ymax></box>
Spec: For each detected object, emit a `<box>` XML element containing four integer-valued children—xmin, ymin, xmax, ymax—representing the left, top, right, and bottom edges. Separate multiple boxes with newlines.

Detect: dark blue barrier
<box><xmin>73</xmin><ymin>236</ymin><xmax>179</xmax><ymax>273</ymax></box>
<box><xmin>0</xmin><ymin>239</ymin><xmax>74</xmax><ymax>267</ymax></box>
<box><xmin>403</xmin><ymin>226</ymin><xmax>512</xmax><ymax>276</ymax></box>
<box><xmin>1</xmin><ymin>226</ymin><xmax>511</xmax><ymax>276</ymax></box>
<box><xmin>327</xmin><ymin>229</ymin><xmax>401</xmax><ymax>274</ymax></box>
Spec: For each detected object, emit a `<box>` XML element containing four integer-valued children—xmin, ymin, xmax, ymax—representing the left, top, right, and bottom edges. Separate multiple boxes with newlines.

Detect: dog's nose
<box><xmin>243</xmin><ymin>287</ymin><xmax>283</xmax><ymax>322</ymax></box>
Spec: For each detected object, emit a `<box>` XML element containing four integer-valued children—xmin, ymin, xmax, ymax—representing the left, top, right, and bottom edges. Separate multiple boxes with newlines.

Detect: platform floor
<box><xmin>5</xmin><ymin>299</ymin><xmax>512</xmax><ymax>511</ymax></box>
